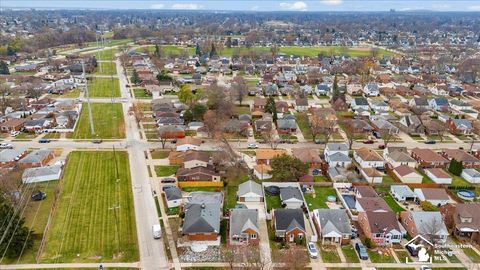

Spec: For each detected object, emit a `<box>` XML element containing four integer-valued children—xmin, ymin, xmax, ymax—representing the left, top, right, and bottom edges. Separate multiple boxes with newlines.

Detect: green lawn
<box><xmin>165</xmin><ymin>206</ymin><xmax>180</xmax><ymax>216</ymax></box>
<box><xmin>341</xmin><ymin>245</ymin><xmax>360</xmax><ymax>263</ymax></box>
<box><xmin>367</xmin><ymin>250</ymin><xmax>396</xmax><ymax>263</ymax></box>
<box><xmin>304</xmin><ymin>187</ymin><xmax>336</xmax><ymax>211</ymax></box>
<box><xmin>462</xmin><ymin>247</ymin><xmax>480</xmax><ymax>263</ymax></box>
<box><xmin>88</xmin><ymin>77</ymin><xmax>120</xmax><ymax>97</ymax></box>
<box><xmin>48</xmin><ymin>88</ymin><xmax>81</xmax><ymax>98</ymax></box>
<box><xmin>43</xmin><ymin>133</ymin><xmax>61</xmax><ymax>139</ymax></box>
<box><xmin>154</xmin><ymin>165</ymin><xmax>179</xmax><ymax>177</ymax></box>
<box><xmin>321</xmin><ymin>247</ymin><xmax>341</xmax><ymax>263</ymax></box>
<box><xmin>133</xmin><ymin>88</ymin><xmax>152</xmax><ymax>99</ymax></box>
<box><xmin>294</xmin><ymin>112</ymin><xmax>313</xmax><ymax>140</ymax></box>
<box><xmin>234</xmin><ymin>105</ymin><xmax>251</xmax><ymax>115</ymax></box>
<box><xmin>225</xmin><ymin>186</ymin><xmax>238</xmax><ymax>210</ymax></box>
<box><xmin>394</xmin><ymin>249</ymin><xmax>410</xmax><ymax>263</ymax></box>
<box><xmin>40</xmin><ymin>151</ymin><xmax>138</xmax><ymax>263</ymax></box>
<box><xmin>73</xmin><ymin>103</ymin><xmax>125</xmax><ymax>139</ymax></box>
<box><xmin>451</xmin><ymin>175</ymin><xmax>472</xmax><ymax>187</ymax></box>
<box><xmin>13</xmin><ymin>133</ymin><xmax>38</xmax><ymax>141</ymax></box>
<box><xmin>140</xmin><ymin>45</ymin><xmax>394</xmax><ymax>58</ymax></box>
<box><xmin>94</xmin><ymin>61</ymin><xmax>117</xmax><ymax>75</ymax></box>
<box><xmin>314</xmin><ymin>176</ymin><xmax>328</xmax><ymax>182</ymax></box>
<box><xmin>92</xmin><ymin>48</ymin><xmax>118</xmax><ymax>61</ymax></box>
<box><xmin>265</xmin><ymin>194</ymin><xmax>282</xmax><ymax>211</ymax></box>
<box><xmin>384</xmin><ymin>195</ymin><xmax>405</xmax><ymax>213</ymax></box>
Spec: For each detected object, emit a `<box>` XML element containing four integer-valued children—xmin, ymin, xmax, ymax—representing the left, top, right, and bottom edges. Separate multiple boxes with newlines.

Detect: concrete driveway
<box><xmin>242</xmin><ymin>201</ymin><xmax>273</xmax><ymax>267</ymax></box>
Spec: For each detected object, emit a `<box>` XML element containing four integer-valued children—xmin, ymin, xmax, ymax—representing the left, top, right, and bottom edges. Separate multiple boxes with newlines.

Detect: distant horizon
<box><xmin>2</xmin><ymin>1</ymin><xmax>480</xmax><ymax>12</ymax></box>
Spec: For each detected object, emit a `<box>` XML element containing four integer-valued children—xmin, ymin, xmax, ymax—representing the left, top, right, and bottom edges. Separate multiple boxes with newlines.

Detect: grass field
<box><xmin>88</xmin><ymin>77</ymin><xmax>120</xmax><ymax>97</ymax></box>
<box><xmin>295</xmin><ymin>112</ymin><xmax>313</xmax><ymax>140</ymax></box>
<box><xmin>304</xmin><ymin>187</ymin><xmax>336</xmax><ymax>211</ymax></box>
<box><xmin>154</xmin><ymin>165</ymin><xmax>179</xmax><ymax>177</ymax></box>
<box><xmin>48</xmin><ymin>88</ymin><xmax>81</xmax><ymax>98</ymax></box>
<box><xmin>73</xmin><ymin>103</ymin><xmax>125</xmax><ymax>139</ymax></box>
<box><xmin>94</xmin><ymin>62</ymin><xmax>117</xmax><ymax>75</ymax></box>
<box><xmin>40</xmin><ymin>151</ymin><xmax>138</xmax><ymax>263</ymax></box>
<box><xmin>140</xmin><ymin>45</ymin><xmax>394</xmax><ymax>58</ymax></box>
<box><xmin>92</xmin><ymin>48</ymin><xmax>118</xmax><ymax>61</ymax></box>
<box><xmin>384</xmin><ymin>195</ymin><xmax>405</xmax><ymax>213</ymax></box>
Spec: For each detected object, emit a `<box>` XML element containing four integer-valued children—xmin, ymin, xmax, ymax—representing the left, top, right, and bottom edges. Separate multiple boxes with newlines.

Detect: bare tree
<box><xmin>261</xmin><ymin>124</ymin><xmax>279</xmax><ymax>149</ymax></box>
<box><xmin>232</xmin><ymin>76</ymin><xmax>248</xmax><ymax>105</ymax></box>
<box><xmin>277</xmin><ymin>246</ymin><xmax>309</xmax><ymax>270</ymax></box>
<box><xmin>130</xmin><ymin>102</ymin><xmax>144</xmax><ymax>126</ymax></box>
<box><xmin>379</xmin><ymin>128</ymin><xmax>396</xmax><ymax>148</ymax></box>
<box><xmin>241</xmin><ymin>246</ymin><xmax>271</xmax><ymax>270</ymax></box>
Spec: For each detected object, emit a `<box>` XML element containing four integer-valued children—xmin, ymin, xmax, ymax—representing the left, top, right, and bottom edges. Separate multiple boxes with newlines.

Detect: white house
<box><xmin>461</xmin><ymin>169</ymin><xmax>480</xmax><ymax>184</ymax></box>
<box><xmin>354</xmin><ymin>147</ymin><xmax>385</xmax><ymax>168</ymax></box>
<box><xmin>383</xmin><ymin>147</ymin><xmax>417</xmax><ymax>167</ymax></box>
<box><xmin>279</xmin><ymin>187</ymin><xmax>304</xmax><ymax>209</ymax></box>
<box><xmin>414</xmin><ymin>188</ymin><xmax>450</xmax><ymax>207</ymax></box>
<box><xmin>325</xmin><ymin>143</ymin><xmax>351</xmax><ymax>167</ymax></box>
<box><xmin>392</xmin><ymin>165</ymin><xmax>423</xmax><ymax>184</ymax></box>
<box><xmin>390</xmin><ymin>185</ymin><xmax>417</xmax><ymax>202</ymax></box>
<box><xmin>350</xmin><ymin>97</ymin><xmax>370</xmax><ymax>111</ymax></box>
<box><xmin>22</xmin><ymin>165</ymin><xmax>62</xmax><ymax>184</ymax></box>
<box><xmin>237</xmin><ymin>180</ymin><xmax>263</xmax><ymax>202</ymax></box>
<box><xmin>359</xmin><ymin>168</ymin><xmax>384</xmax><ymax>183</ymax></box>
<box><xmin>176</xmin><ymin>136</ymin><xmax>201</xmax><ymax>152</ymax></box>
<box><xmin>429</xmin><ymin>98</ymin><xmax>450</xmax><ymax>111</ymax></box>
<box><xmin>424</xmin><ymin>168</ymin><xmax>452</xmax><ymax>184</ymax></box>
<box><xmin>363</xmin><ymin>83</ymin><xmax>379</xmax><ymax>96</ymax></box>
<box><xmin>164</xmin><ymin>186</ymin><xmax>182</xmax><ymax>208</ymax></box>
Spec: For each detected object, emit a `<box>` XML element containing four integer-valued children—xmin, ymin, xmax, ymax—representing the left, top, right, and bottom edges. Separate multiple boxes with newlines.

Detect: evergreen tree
<box><xmin>332</xmin><ymin>74</ymin><xmax>339</xmax><ymax>97</ymax></box>
<box><xmin>195</xmin><ymin>43</ymin><xmax>202</xmax><ymax>56</ymax></box>
<box><xmin>448</xmin><ymin>158</ymin><xmax>463</xmax><ymax>176</ymax></box>
<box><xmin>264</xmin><ymin>96</ymin><xmax>277</xmax><ymax>122</ymax></box>
<box><xmin>155</xmin><ymin>44</ymin><xmax>160</xmax><ymax>57</ymax></box>
<box><xmin>209</xmin><ymin>43</ymin><xmax>217</xmax><ymax>58</ymax></box>
<box><xmin>131</xmin><ymin>69</ymin><xmax>140</xmax><ymax>85</ymax></box>
<box><xmin>0</xmin><ymin>60</ymin><xmax>10</xmax><ymax>75</ymax></box>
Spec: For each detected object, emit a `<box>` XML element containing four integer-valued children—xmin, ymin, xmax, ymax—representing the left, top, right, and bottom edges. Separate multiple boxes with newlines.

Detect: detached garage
<box><xmin>22</xmin><ymin>165</ymin><xmax>62</xmax><ymax>184</ymax></box>
<box><xmin>237</xmin><ymin>180</ymin><xmax>263</xmax><ymax>202</ymax></box>
<box><xmin>425</xmin><ymin>168</ymin><xmax>452</xmax><ymax>184</ymax></box>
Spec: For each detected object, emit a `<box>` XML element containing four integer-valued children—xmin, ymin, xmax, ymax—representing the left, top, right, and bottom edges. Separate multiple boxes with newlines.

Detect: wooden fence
<box><xmin>178</xmin><ymin>181</ymin><xmax>224</xmax><ymax>188</ymax></box>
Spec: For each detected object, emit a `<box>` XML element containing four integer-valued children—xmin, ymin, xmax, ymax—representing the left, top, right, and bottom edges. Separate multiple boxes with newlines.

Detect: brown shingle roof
<box><xmin>255</xmin><ymin>149</ymin><xmax>287</xmax><ymax>160</ymax></box>
<box><xmin>442</xmin><ymin>149</ymin><xmax>480</xmax><ymax>163</ymax></box>
<box><xmin>357</xmin><ymin>197</ymin><xmax>390</xmax><ymax>212</ymax></box>
<box><xmin>420</xmin><ymin>188</ymin><xmax>450</xmax><ymax>200</ymax></box>
<box><xmin>365</xmin><ymin>211</ymin><xmax>400</xmax><ymax>234</ymax></box>
<box><xmin>355</xmin><ymin>186</ymin><xmax>378</xmax><ymax>198</ymax></box>
<box><xmin>394</xmin><ymin>165</ymin><xmax>419</xmax><ymax>177</ymax></box>
<box><xmin>411</xmin><ymin>148</ymin><xmax>448</xmax><ymax>163</ymax></box>
<box><xmin>356</xmin><ymin>147</ymin><xmax>383</xmax><ymax>162</ymax></box>
<box><xmin>291</xmin><ymin>148</ymin><xmax>321</xmax><ymax>163</ymax></box>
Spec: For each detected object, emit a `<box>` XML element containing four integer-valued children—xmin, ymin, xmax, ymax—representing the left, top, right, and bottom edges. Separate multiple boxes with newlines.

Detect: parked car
<box><xmin>247</xmin><ymin>143</ymin><xmax>258</xmax><ymax>149</ymax></box>
<box><xmin>161</xmin><ymin>177</ymin><xmax>176</xmax><ymax>183</ymax></box>
<box><xmin>314</xmin><ymin>139</ymin><xmax>325</xmax><ymax>144</ymax></box>
<box><xmin>39</xmin><ymin>139</ymin><xmax>51</xmax><ymax>143</ymax></box>
<box><xmin>363</xmin><ymin>139</ymin><xmax>374</xmax><ymax>144</ymax></box>
<box><xmin>355</xmin><ymin>243</ymin><xmax>369</xmax><ymax>260</ymax></box>
<box><xmin>378</xmin><ymin>144</ymin><xmax>385</xmax><ymax>149</ymax></box>
<box><xmin>420</xmin><ymin>266</ymin><xmax>432</xmax><ymax>270</ymax></box>
<box><xmin>307</xmin><ymin>242</ymin><xmax>318</xmax><ymax>259</ymax></box>
<box><xmin>424</xmin><ymin>140</ymin><xmax>436</xmax><ymax>144</ymax></box>
<box><xmin>31</xmin><ymin>191</ymin><xmax>46</xmax><ymax>201</ymax></box>
<box><xmin>92</xmin><ymin>139</ymin><xmax>103</xmax><ymax>144</ymax></box>
<box><xmin>0</xmin><ymin>142</ymin><xmax>13</xmax><ymax>149</ymax></box>
<box><xmin>10</xmin><ymin>131</ymin><xmax>20</xmax><ymax>137</ymax></box>
<box><xmin>406</xmin><ymin>243</ymin><xmax>419</xmax><ymax>257</ymax></box>
<box><xmin>152</xmin><ymin>224</ymin><xmax>161</xmax><ymax>239</ymax></box>
<box><xmin>171</xmin><ymin>139</ymin><xmax>177</xmax><ymax>144</ymax></box>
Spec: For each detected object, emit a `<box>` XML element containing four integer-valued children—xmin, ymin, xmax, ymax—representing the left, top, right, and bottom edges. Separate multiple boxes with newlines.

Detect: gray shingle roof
<box><xmin>391</xmin><ymin>185</ymin><xmax>416</xmax><ymax>198</ymax></box>
<box><xmin>237</xmin><ymin>180</ymin><xmax>262</xmax><ymax>197</ymax></box>
<box><xmin>18</xmin><ymin>149</ymin><xmax>53</xmax><ymax>164</ymax></box>
<box><xmin>22</xmin><ymin>165</ymin><xmax>61</xmax><ymax>180</ymax></box>
<box><xmin>165</xmin><ymin>186</ymin><xmax>182</xmax><ymax>201</ymax></box>
<box><xmin>229</xmin><ymin>209</ymin><xmax>259</xmax><ymax>239</ymax></box>
<box><xmin>314</xmin><ymin>209</ymin><xmax>351</xmax><ymax>236</ymax></box>
<box><xmin>328</xmin><ymin>152</ymin><xmax>350</xmax><ymax>162</ymax></box>
<box><xmin>0</xmin><ymin>148</ymin><xmax>27</xmax><ymax>162</ymax></box>
<box><xmin>274</xmin><ymin>208</ymin><xmax>305</xmax><ymax>232</ymax></box>
<box><xmin>182</xmin><ymin>202</ymin><xmax>220</xmax><ymax>234</ymax></box>
<box><xmin>280</xmin><ymin>187</ymin><xmax>303</xmax><ymax>202</ymax></box>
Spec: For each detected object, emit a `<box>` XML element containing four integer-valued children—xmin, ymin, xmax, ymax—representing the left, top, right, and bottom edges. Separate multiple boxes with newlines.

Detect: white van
<box><xmin>152</xmin><ymin>224</ymin><xmax>161</xmax><ymax>239</ymax></box>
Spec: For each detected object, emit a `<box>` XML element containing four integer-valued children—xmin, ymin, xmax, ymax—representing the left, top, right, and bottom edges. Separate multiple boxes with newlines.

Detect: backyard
<box><xmin>73</xmin><ymin>103</ymin><xmax>125</xmax><ymax>139</ymax></box>
<box><xmin>40</xmin><ymin>151</ymin><xmax>138</xmax><ymax>263</ymax></box>
<box><xmin>303</xmin><ymin>187</ymin><xmax>336</xmax><ymax>211</ymax></box>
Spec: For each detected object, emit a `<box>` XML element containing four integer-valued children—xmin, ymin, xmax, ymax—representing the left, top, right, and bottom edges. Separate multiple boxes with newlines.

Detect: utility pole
<box><xmin>82</xmin><ymin>60</ymin><xmax>95</xmax><ymax>135</ymax></box>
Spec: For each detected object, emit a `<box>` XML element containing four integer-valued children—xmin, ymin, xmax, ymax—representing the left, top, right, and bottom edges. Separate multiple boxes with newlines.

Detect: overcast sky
<box><xmin>3</xmin><ymin>0</ymin><xmax>480</xmax><ymax>12</ymax></box>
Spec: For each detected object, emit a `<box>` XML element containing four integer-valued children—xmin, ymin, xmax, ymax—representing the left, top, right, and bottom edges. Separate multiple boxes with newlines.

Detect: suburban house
<box><xmin>295</xmin><ymin>98</ymin><xmax>309</xmax><ymax>111</ymax></box>
<box><xmin>292</xmin><ymin>148</ymin><xmax>322</xmax><ymax>168</ymax></box>
<box><xmin>392</xmin><ymin>165</ymin><xmax>423</xmax><ymax>183</ymax></box>
<box><xmin>176</xmin><ymin>167</ymin><xmax>220</xmax><ymax>181</ymax></box>
<box><xmin>255</xmin><ymin>149</ymin><xmax>286</xmax><ymax>165</ymax></box>
<box><xmin>253</xmin><ymin>164</ymin><xmax>273</xmax><ymax>180</ymax></box>
<box><xmin>409</xmin><ymin>97</ymin><xmax>430</xmax><ymax>110</ymax></box>
<box><xmin>176</xmin><ymin>136</ymin><xmax>202</xmax><ymax>152</ymax></box>
<box><xmin>182</xmin><ymin>202</ymin><xmax>220</xmax><ymax>241</ymax></box>
<box><xmin>354</xmin><ymin>147</ymin><xmax>384</xmax><ymax>168</ymax></box>
<box><xmin>461</xmin><ymin>169</ymin><xmax>480</xmax><ymax>184</ymax></box>
<box><xmin>424</xmin><ymin>168</ymin><xmax>452</xmax><ymax>184</ymax></box>
<box><xmin>383</xmin><ymin>147</ymin><xmax>417</xmax><ymax>167</ymax></box>
<box><xmin>441</xmin><ymin>149</ymin><xmax>480</xmax><ymax>169</ymax></box>
<box><xmin>0</xmin><ymin>148</ymin><xmax>27</xmax><ymax>168</ymax></box>
<box><xmin>22</xmin><ymin>165</ymin><xmax>62</xmax><ymax>184</ymax></box>
<box><xmin>273</xmin><ymin>208</ymin><xmax>306</xmax><ymax>242</ymax></box>
<box><xmin>279</xmin><ymin>187</ymin><xmax>304</xmax><ymax>209</ymax></box>
<box><xmin>229</xmin><ymin>209</ymin><xmax>260</xmax><ymax>245</ymax></box>
<box><xmin>400</xmin><ymin>211</ymin><xmax>449</xmax><ymax>244</ymax></box>
<box><xmin>183</xmin><ymin>151</ymin><xmax>210</xmax><ymax>169</ymax></box>
<box><xmin>363</xmin><ymin>83</ymin><xmax>380</xmax><ymax>96</ymax></box>
<box><xmin>397</xmin><ymin>115</ymin><xmax>425</xmax><ymax>135</ymax></box>
<box><xmin>429</xmin><ymin>97</ymin><xmax>450</xmax><ymax>111</ymax></box>
<box><xmin>414</xmin><ymin>188</ymin><xmax>451</xmax><ymax>207</ymax></box>
<box><xmin>276</xmin><ymin>119</ymin><xmax>297</xmax><ymax>134</ymax></box>
<box><xmin>17</xmin><ymin>149</ymin><xmax>55</xmax><ymax>169</ymax></box>
<box><xmin>361</xmin><ymin>168</ymin><xmax>385</xmax><ymax>183</ymax></box>
<box><xmin>312</xmin><ymin>209</ymin><xmax>351</xmax><ymax>245</ymax></box>
<box><xmin>164</xmin><ymin>186</ymin><xmax>183</xmax><ymax>208</ymax></box>
<box><xmin>324</xmin><ymin>143</ymin><xmax>351</xmax><ymax>167</ymax></box>
<box><xmin>355</xmin><ymin>186</ymin><xmax>379</xmax><ymax>198</ymax></box>
<box><xmin>0</xmin><ymin>118</ymin><xmax>27</xmax><ymax>133</ymax></box>
<box><xmin>253</xmin><ymin>97</ymin><xmax>267</xmax><ymax>111</ymax></box>
<box><xmin>450</xmin><ymin>203</ymin><xmax>480</xmax><ymax>243</ymax></box>
<box><xmin>448</xmin><ymin>119</ymin><xmax>473</xmax><ymax>135</ymax></box>
<box><xmin>350</xmin><ymin>97</ymin><xmax>370</xmax><ymax>111</ymax></box>
<box><xmin>411</xmin><ymin>148</ymin><xmax>449</xmax><ymax>168</ymax></box>
<box><xmin>358</xmin><ymin>211</ymin><xmax>402</xmax><ymax>246</ymax></box>
<box><xmin>355</xmin><ymin>197</ymin><xmax>391</xmax><ymax>213</ymax></box>
<box><xmin>237</xmin><ymin>180</ymin><xmax>263</xmax><ymax>202</ymax></box>
<box><xmin>390</xmin><ymin>185</ymin><xmax>417</xmax><ymax>202</ymax></box>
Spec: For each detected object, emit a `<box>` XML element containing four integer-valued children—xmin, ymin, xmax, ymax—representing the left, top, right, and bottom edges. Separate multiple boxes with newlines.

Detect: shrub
<box><xmin>421</xmin><ymin>201</ymin><xmax>438</xmax><ymax>211</ymax></box>
<box><xmin>364</xmin><ymin>237</ymin><xmax>375</xmax><ymax>249</ymax></box>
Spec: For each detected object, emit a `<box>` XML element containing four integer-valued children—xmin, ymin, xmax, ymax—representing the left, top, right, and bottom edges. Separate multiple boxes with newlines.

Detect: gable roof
<box><xmin>357</xmin><ymin>197</ymin><xmax>391</xmax><ymax>212</ymax></box>
<box><xmin>417</xmin><ymin>188</ymin><xmax>450</xmax><ymax>201</ymax></box>
<box><xmin>177</xmin><ymin>136</ymin><xmax>201</xmax><ymax>146</ymax></box>
<box><xmin>326</xmin><ymin>143</ymin><xmax>348</xmax><ymax>152</ymax></box>
<box><xmin>274</xmin><ymin>208</ymin><xmax>305</xmax><ymax>232</ymax></box>
<box><xmin>356</xmin><ymin>147</ymin><xmax>383</xmax><ymax>162</ymax></box>
<box><xmin>280</xmin><ymin>187</ymin><xmax>303</xmax><ymax>202</ymax></box>
<box><xmin>183</xmin><ymin>151</ymin><xmax>210</xmax><ymax>163</ymax></box>
<box><xmin>393</xmin><ymin>165</ymin><xmax>420</xmax><ymax>177</ymax></box>
<box><xmin>410</xmin><ymin>211</ymin><xmax>448</xmax><ymax>236</ymax></box>
<box><xmin>411</xmin><ymin>148</ymin><xmax>448</xmax><ymax>163</ymax></box>
<box><xmin>442</xmin><ymin>149</ymin><xmax>479</xmax><ymax>163</ymax></box>
<box><xmin>183</xmin><ymin>203</ymin><xmax>220</xmax><ymax>234</ymax></box>
<box><xmin>454</xmin><ymin>203</ymin><xmax>480</xmax><ymax>231</ymax></box>
<box><xmin>18</xmin><ymin>149</ymin><xmax>53</xmax><ymax>164</ymax></box>
<box><xmin>364</xmin><ymin>211</ymin><xmax>400</xmax><ymax>234</ymax></box>
<box><xmin>292</xmin><ymin>148</ymin><xmax>321</xmax><ymax>163</ymax></box>
<box><xmin>329</xmin><ymin>152</ymin><xmax>351</xmax><ymax>162</ymax></box>
<box><xmin>255</xmin><ymin>149</ymin><xmax>286</xmax><ymax>160</ymax></box>
<box><xmin>237</xmin><ymin>180</ymin><xmax>263</xmax><ymax>197</ymax></box>
<box><xmin>355</xmin><ymin>186</ymin><xmax>378</xmax><ymax>198</ymax></box>
<box><xmin>229</xmin><ymin>209</ymin><xmax>259</xmax><ymax>238</ymax></box>
<box><xmin>165</xmin><ymin>186</ymin><xmax>182</xmax><ymax>201</ymax></box>
<box><xmin>314</xmin><ymin>209</ymin><xmax>351</xmax><ymax>236</ymax></box>
<box><xmin>391</xmin><ymin>185</ymin><xmax>416</xmax><ymax>198</ymax></box>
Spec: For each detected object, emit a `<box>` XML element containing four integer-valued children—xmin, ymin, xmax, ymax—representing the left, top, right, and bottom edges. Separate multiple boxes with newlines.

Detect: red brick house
<box><xmin>0</xmin><ymin>118</ymin><xmax>27</xmax><ymax>133</ymax></box>
<box><xmin>411</xmin><ymin>148</ymin><xmax>449</xmax><ymax>168</ymax></box>
<box><xmin>441</xmin><ymin>149</ymin><xmax>480</xmax><ymax>169</ymax></box>
<box><xmin>273</xmin><ymin>209</ymin><xmax>306</xmax><ymax>242</ymax></box>
<box><xmin>357</xmin><ymin>211</ymin><xmax>402</xmax><ymax>246</ymax></box>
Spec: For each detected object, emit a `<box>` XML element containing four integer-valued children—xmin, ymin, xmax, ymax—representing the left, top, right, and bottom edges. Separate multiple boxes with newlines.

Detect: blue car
<box><xmin>355</xmin><ymin>242</ymin><xmax>369</xmax><ymax>260</ymax></box>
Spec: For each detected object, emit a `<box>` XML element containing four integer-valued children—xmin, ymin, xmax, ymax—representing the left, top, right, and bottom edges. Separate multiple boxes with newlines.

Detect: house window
<box><xmin>298</xmin><ymin>233</ymin><xmax>303</xmax><ymax>239</ymax></box>
<box><xmin>251</xmin><ymin>234</ymin><xmax>257</xmax><ymax>239</ymax></box>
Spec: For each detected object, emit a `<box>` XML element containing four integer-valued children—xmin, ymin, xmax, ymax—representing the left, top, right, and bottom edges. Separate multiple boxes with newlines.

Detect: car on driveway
<box><xmin>424</xmin><ymin>140</ymin><xmax>436</xmax><ymax>144</ymax></box>
<box><xmin>355</xmin><ymin>242</ymin><xmax>369</xmax><ymax>260</ymax></box>
<box><xmin>161</xmin><ymin>177</ymin><xmax>176</xmax><ymax>183</ymax></box>
<box><xmin>39</xmin><ymin>139</ymin><xmax>51</xmax><ymax>143</ymax></box>
<box><xmin>307</xmin><ymin>242</ymin><xmax>318</xmax><ymax>259</ymax></box>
